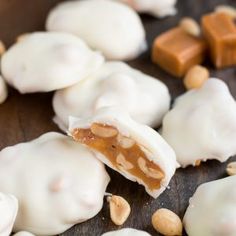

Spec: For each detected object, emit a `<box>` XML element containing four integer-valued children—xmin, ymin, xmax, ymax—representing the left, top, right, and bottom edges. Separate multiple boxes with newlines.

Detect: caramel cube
<box><xmin>202</xmin><ymin>13</ymin><xmax>236</xmax><ymax>68</ymax></box>
<box><xmin>152</xmin><ymin>27</ymin><xmax>206</xmax><ymax>77</ymax></box>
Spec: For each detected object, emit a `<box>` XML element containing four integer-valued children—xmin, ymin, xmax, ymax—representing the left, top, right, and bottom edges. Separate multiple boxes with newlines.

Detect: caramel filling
<box><xmin>72</xmin><ymin>123</ymin><xmax>165</xmax><ymax>190</ymax></box>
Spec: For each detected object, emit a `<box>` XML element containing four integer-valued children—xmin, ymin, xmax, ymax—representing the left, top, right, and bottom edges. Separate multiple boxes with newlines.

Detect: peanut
<box><xmin>117</xmin><ymin>134</ymin><xmax>135</xmax><ymax>149</ymax></box>
<box><xmin>179</xmin><ymin>17</ymin><xmax>201</xmax><ymax>37</ymax></box>
<box><xmin>138</xmin><ymin>157</ymin><xmax>164</xmax><ymax>179</ymax></box>
<box><xmin>116</xmin><ymin>153</ymin><xmax>134</xmax><ymax>170</ymax></box>
<box><xmin>226</xmin><ymin>162</ymin><xmax>236</xmax><ymax>176</ymax></box>
<box><xmin>16</xmin><ymin>33</ymin><xmax>29</xmax><ymax>43</ymax></box>
<box><xmin>184</xmin><ymin>65</ymin><xmax>209</xmax><ymax>90</ymax></box>
<box><xmin>0</xmin><ymin>40</ymin><xmax>6</xmax><ymax>56</ymax></box>
<box><xmin>91</xmin><ymin>123</ymin><xmax>118</xmax><ymax>138</ymax></box>
<box><xmin>152</xmin><ymin>208</ymin><xmax>183</xmax><ymax>236</ymax></box>
<box><xmin>108</xmin><ymin>195</ymin><xmax>131</xmax><ymax>226</ymax></box>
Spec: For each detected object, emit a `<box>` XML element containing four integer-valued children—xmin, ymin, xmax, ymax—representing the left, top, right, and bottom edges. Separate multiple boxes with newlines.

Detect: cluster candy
<box><xmin>46</xmin><ymin>0</ymin><xmax>146</xmax><ymax>60</ymax></box>
<box><xmin>53</xmin><ymin>61</ymin><xmax>170</xmax><ymax>131</ymax></box>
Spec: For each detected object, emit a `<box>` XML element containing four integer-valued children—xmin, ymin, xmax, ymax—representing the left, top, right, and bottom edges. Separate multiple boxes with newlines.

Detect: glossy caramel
<box><xmin>152</xmin><ymin>27</ymin><xmax>206</xmax><ymax>77</ymax></box>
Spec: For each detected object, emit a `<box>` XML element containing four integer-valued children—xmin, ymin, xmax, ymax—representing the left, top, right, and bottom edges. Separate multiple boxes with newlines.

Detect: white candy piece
<box><xmin>13</xmin><ymin>232</ymin><xmax>35</xmax><ymax>236</ymax></box>
<box><xmin>116</xmin><ymin>0</ymin><xmax>177</xmax><ymax>18</ymax></box>
<box><xmin>1</xmin><ymin>32</ymin><xmax>104</xmax><ymax>93</ymax></box>
<box><xmin>69</xmin><ymin>107</ymin><xmax>176</xmax><ymax>198</ymax></box>
<box><xmin>162</xmin><ymin>79</ymin><xmax>236</xmax><ymax>167</ymax></box>
<box><xmin>102</xmin><ymin>228</ymin><xmax>151</xmax><ymax>236</ymax></box>
<box><xmin>184</xmin><ymin>176</ymin><xmax>236</xmax><ymax>236</ymax></box>
<box><xmin>53</xmin><ymin>61</ymin><xmax>170</xmax><ymax>131</ymax></box>
<box><xmin>0</xmin><ymin>132</ymin><xmax>110</xmax><ymax>235</ymax></box>
<box><xmin>46</xmin><ymin>0</ymin><xmax>146</xmax><ymax>60</ymax></box>
<box><xmin>0</xmin><ymin>193</ymin><xmax>18</xmax><ymax>236</ymax></box>
<box><xmin>0</xmin><ymin>75</ymin><xmax>8</xmax><ymax>104</ymax></box>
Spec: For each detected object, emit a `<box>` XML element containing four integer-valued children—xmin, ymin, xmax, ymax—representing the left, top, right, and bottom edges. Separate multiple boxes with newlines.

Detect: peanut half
<box><xmin>152</xmin><ymin>208</ymin><xmax>183</xmax><ymax>236</ymax></box>
<box><xmin>117</xmin><ymin>134</ymin><xmax>135</xmax><ymax>149</ymax></box>
<box><xmin>179</xmin><ymin>17</ymin><xmax>201</xmax><ymax>37</ymax></box>
<box><xmin>108</xmin><ymin>195</ymin><xmax>131</xmax><ymax>226</ymax></box>
<box><xmin>226</xmin><ymin>162</ymin><xmax>236</xmax><ymax>176</ymax></box>
<box><xmin>215</xmin><ymin>5</ymin><xmax>236</xmax><ymax>18</ymax></box>
<box><xmin>0</xmin><ymin>40</ymin><xmax>6</xmax><ymax>56</ymax></box>
<box><xmin>91</xmin><ymin>123</ymin><xmax>118</xmax><ymax>138</ymax></box>
<box><xmin>116</xmin><ymin>153</ymin><xmax>134</xmax><ymax>170</ymax></box>
<box><xmin>138</xmin><ymin>157</ymin><xmax>164</xmax><ymax>179</ymax></box>
<box><xmin>184</xmin><ymin>65</ymin><xmax>209</xmax><ymax>90</ymax></box>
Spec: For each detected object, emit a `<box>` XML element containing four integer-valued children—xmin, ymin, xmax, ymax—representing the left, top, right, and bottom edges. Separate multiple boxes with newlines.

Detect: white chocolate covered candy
<box><xmin>184</xmin><ymin>176</ymin><xmax>236</xmax><ymax>236</ymax></box>
<box><xmin>13</xmin><ymin>232</ymin><xmax>35</xmax><ymax>236</ymax></box>
<box><xmin>102</xmin><ymin>228</ymin><xmax>151</xmax><ymax>236</ymax></box>
<box><xmin>0</xmin><ymin>193</ymin><xmax>18</xmax><ymax>236</ymax></box>
<box><xmin>162</xmin><ymin>79</ymin><xmax>236</xmax><ymax>167</ymax></box>
<box><xmin>69</xmin><ymin>107</ymin><xmax>176</xmax><ymax>198</ymax></box>
<box><xmin>46</xmin><ymin>0</ymin><xmax>146</xmax><ymax>60</ymax></box>
<box><xmin>116</xmin><ymin>0</ymin><xmax>177</xmax><ymax>18</ymax></box>
<box><xmin>0</xmin><ymin>75</ymin><xmax>7</xmax><ymax>104</ymax></box>
<box><xmin>1</xmin><ymin>32</ymin><xmax>104</xmax><ymax>93</ymax></box>
<box><xmin>53</xmin><ymin>61</ymin><xmax>170</xmax><ymax>131</ymax></box>
<box><xmin>0</xmin><ymin>132</ymin><xmax>110</xmax><ymax>235</ymax></box>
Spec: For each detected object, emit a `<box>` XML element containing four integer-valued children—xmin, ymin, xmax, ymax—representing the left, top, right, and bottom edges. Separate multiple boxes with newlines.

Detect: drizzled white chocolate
<box><xmin>162</xmin><ymin>79</ymin><xmax>236</xmax><ymax>167</ymax></box>
<box><xmin>1</xmin><ymin>32</ymin><xmax>104</xmax><ymax>93</ymax></box>
<box><xmin>102</xmin><ymin>228</ymin><xmax>151</xmax><ymax>236</ymax></box>
<box><xmin>46</xmin><ymin>0</ymin><xmax>146</xmax><ymax>60</ymax></box>
<box><xmin>0</xmin><ymin>132</ymin><xmax>110</xmax><ymax>235</ymax></box>
<box><xmin>116</xmin><ymin>0</ymin><xmax>177</xmax><ymax>18</ymax></box>
<box><xmin>184</xmin><ymin>176</ymin><xmax>236</xmax><ymax>236</ymax></box>
<box><xmin>69</xmin><ymin>107</ymin><xmax>176</xmax><ymax>198</ymax></box>
<box><xmin>0</xmin><ymin>192</ymin><xmax>18</xmax><ymax>236</ymax></box>
<box><xmin>53</xmin><ymin>61</ymin><xmax>170</xmax><ymax>131</ymax></box>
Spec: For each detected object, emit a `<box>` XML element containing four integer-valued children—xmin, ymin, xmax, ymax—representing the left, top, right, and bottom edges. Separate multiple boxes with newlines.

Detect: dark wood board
<box><xmin>0</xmin><ymin>0</ymin><xmax>236</xmax><ymax>235</ymax></box>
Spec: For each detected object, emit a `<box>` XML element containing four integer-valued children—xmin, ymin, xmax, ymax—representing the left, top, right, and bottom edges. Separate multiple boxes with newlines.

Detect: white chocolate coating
<box><xmin>13</xmin><ymin>232</ymin><xmax>35</xmax><ymax>236</ymax></box>
<box><xmin>0</xmin><ymin>75</ymin><xmax>7</xmax><ymax>104</ymax></box>
<box><xmin>69</xmin><ymin>107</ymin><xmax>176</xmax><ymax>198</ymax></box>
<box><xmin>102</xmin><ymin>228</ymin><xmax>151</xmax><ymax>236</ymax></box>
<box><xmin>0</xmin><ymin>193</ymin><xmax>18</xmax><ymax>236</ymax></box>
<box><xmin>0</xmin><ymin>132</ymin><xmax>110</xmax><ymax>235</ymax></box>
<box><xmin>46</xmin><ymin>0</ymin><xmax>146</xmax><ymax>60</ymax></box>
<box><xmin>116</xmin><ymin>0</ymin><xmax>177</xmax><ymax>18</ymax></box>
<box><xmin>162</xmin><ymin>79</ymin><xmax>236</xmax><ymax>167</ymax></box>
<box><xmin>1</xmin><ymin>32</ymin><xmax>104</xmax><ymax>93</ymax></box>
<box><xmin>53</xmin><ymin>61</ymin><xmax>170</xmax><ymax>131</ymax></box>
<box><xmin>184</xmin><ymin>176</ymin><xmax>236</xmax><ymax>236</ymax></box>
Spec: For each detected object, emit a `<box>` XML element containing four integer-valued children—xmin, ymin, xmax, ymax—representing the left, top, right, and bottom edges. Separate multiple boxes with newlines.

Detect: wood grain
<box><xmin>0</xmin><ymin>0</ymin><xmax>236</xmax><ymax>235</ymax></box>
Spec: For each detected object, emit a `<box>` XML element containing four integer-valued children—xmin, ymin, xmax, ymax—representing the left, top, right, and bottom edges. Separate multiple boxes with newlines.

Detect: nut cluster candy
<box><xmin>115</xmin><ymin>0</ymin><xmax>177</xmax><ymax>18</ymax></box>
<box><xmin>46</xmin><ymin>0</ymin><xmax>146</xmax><ymax>60</ymax></box>
<box><xmin>53</xmin><ymin>61</ymin><xmax>171</xmax><ymax>131</ymax></box>
<box><xmin>102</xmin><ymin>228</ymin><xmax>151</xmax><ymax>236</ymax></box>
<box><xmin>184</xmin><ymin>176</ymin><xmax>236</xmax><ymax>236</ymax></box>
<box><xmin>202</xmin><ymin>12</ymin><xmax>236</xmax><ymax>68</ymax></box>
<box><xmin>1</xmin><ymin>32</ymin><xmax>104</xmax><ymax>93</ymax></box>
<box><xmin>162</xmin><ymin>79</ymin><xmax>236</xmax><ymax>167</ymax></box>
<box><xmin>69</xmin><ymin>107</ymin><xmax>176</xmax><ymax>198</ymax></box>
<box><xmin>0</xmin><ymin>133</ymin><xmax>110</xmax><ymax>235</ymax></box>
<box><xmin>0</xmin><ymin>193</ymin><xmax>18</xmax><ymax>236</ymax></box>
<box><xmin>152</xmin><ymin>27</ymin><xmax>206</xmax><ymax>77</ymax></box>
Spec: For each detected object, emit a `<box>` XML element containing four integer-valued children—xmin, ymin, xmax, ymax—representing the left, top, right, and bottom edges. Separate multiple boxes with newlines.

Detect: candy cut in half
<box><xmin>69</xmin><ymin>107</ymin><xmax>177</xmax><ymax>198</ymax></box>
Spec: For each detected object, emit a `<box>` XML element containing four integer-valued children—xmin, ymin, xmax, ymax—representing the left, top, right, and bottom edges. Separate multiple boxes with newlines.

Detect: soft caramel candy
<box><xmin>152</xmin><ymin>27</ymin><xmax>206</xmax><ymax>77</ymax></box>
<box><xmin>69</xmin><ymin>107</ymin><xmax>177</xmax><ymax>198</ymax></box>
<box><xmin>202</xmin><ymin>12</ymin><xmax>236</xmax><ymax>68</ymax></box>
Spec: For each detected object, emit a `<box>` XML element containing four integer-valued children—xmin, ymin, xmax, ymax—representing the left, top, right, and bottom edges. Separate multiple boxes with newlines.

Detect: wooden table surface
<box><xmin>0</xmin><ymin>0</ymin><xmax>236</xmax><ymax>235</ymax></box>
